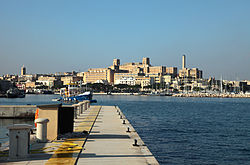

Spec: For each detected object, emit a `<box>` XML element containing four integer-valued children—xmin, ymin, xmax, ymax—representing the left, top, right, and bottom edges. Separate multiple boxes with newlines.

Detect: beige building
<box><xmin>135</xmin><ymin>76</ymin><xmax>153</xmax><ymax>88</ymax></box>
<box><xmin>179</xmin><ymin>55</ymin><xmax>202</xmax><ymax>79</ymax></box>
<box><xmin>18</xmin><ymin>74</ymin><xmax>35</xmax><ymax>82</ymax></box>
<box><xmin>61</xmin><ymin>76</ymin><xmax>83</xmax><ymax>85</ymax></box>
<box><xmin>146</xmin><ymin>66</ymin><xmax>166</xmax><ymax>75</ymax></box>
<box><xmin>114</xmin><ymin>73</ymin><xmax>138</xmax><ymax>82</ymax></box>
<box><xmin>162</xmin><ymin>75</ymin><xmax>172</xmax><ymax>84</ymax></box>
<box><xmin>26</xmin><ymin>81</ymin><xmax>37</xmax><ymax>88</ymax></box>
<box><xmin>76</xmin><ymin>72</ymin><xmax>84</xmax><ymax>77</ymax></box>
<box><xmin>115</xmin><ymin>77</ymin><xmax>136</xmax><ymax>86</ymax></box>
<box><xmin>37</xmin><ymin>76</ymin><xmax>61</xmax><ymax>88</ymax></box>
<box><xmin>117</xmin><ymin>57</ymin><xmax>151</xmax><ymax>74</ymax></box>
<box><xmin>84</xmin><ymin>68</ymin><xmax>114</xmax><ymax>84</ymax></box>
<box><xmin>166</xmin><ymin>67</ymin><xmax>178</xmax><ymax>77</ymax></box>
<box><xmin>179</xmin><ymin>68</ymin><xmax>202</xmax><ymax>79</ymax></box>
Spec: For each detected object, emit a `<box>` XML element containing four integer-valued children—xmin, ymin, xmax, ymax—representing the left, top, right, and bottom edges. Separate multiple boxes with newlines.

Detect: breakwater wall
<box><xmin>173</xmin><ymin>93</ymin><xmax>250</xmax><ymax>98</ymax></box>
<box><xmin>0</xmin><ymin>105</ymin><xmax>36</xmax><ymax>119</ymax></box>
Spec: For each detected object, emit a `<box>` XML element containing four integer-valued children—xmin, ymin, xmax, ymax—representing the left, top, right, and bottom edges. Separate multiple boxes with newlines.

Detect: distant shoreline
<box><xmin>172</xmin><ymin>93</ymin><xmax>250</xmax><ymax>98</ymax></box>
<box><xmin>93</xmin><ymin>92</ymin><xmax>250</xmax><ymax>98</ymax></box>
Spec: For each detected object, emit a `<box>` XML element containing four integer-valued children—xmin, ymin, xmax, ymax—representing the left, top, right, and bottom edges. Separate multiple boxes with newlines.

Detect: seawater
<box><xmin>1</xmin><ymin>94</ymin><xmax>250</xmax><ymax>164</ymax></box>
<box><xmin>94</xmin><ymin>95</ymin><xmax>250</xmax><ymax>165</ymax></box>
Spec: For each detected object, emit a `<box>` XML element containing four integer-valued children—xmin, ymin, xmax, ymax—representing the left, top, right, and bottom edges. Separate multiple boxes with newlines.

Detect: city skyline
<box><xmin>0</xmin><ymin>0</ymin><xmax>250</xmax><ymax>80</ymax></box>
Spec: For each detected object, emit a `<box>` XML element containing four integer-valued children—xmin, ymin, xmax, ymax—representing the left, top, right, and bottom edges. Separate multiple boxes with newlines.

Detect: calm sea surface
<box><xmin>1</xmin><ymin>94</ymin><xmax>250</xmax><ymax>164</ymax></box>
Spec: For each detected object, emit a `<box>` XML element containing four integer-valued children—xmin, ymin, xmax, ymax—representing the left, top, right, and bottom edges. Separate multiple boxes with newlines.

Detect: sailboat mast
<box><xmin>220</xmin><ymin>76</ymin><xmax>223</xmax><ymax>93</ymax></box>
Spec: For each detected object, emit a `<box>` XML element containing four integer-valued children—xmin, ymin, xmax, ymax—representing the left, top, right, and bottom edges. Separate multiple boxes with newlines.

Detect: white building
<box><xmin>114</xmin><ymin>77</ymin><xmax>136</xmax><ymax>86</ymax></box>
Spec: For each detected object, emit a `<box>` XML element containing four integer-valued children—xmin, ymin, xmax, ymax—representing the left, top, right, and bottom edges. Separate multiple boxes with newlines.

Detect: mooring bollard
<box><xmin>73</xmin><ymin>104</ymin><xmax>78</xmax><ymax>119</ymax></box>
<box><xmin>80</xmin><ymin>102</ymin><xmax>84</xmax><ymax>114</ymax></box>
<box><xmin>126</xmin><ymin>126</ymin><xmax>130</xmax><ymax>132</ymax></box>
<box><xmin>123</xmin><ymin>120</ymin><xmax>126</xmax><ymax>124</ymax></box>
<box><xmin>85</xmin><ymin>101</ymin><xmax>90</xmax><ymax>109</ymax></box>
<box><xmin>88</xmin><ymin>101</ymin><xmax>91</xmax><ymax>108</ymax></box>
<box><xmin>35</xmin><ymin>118</ymin><xmax>49</xmax><ymax>143</ymax></box>
<box><xmin>120</xmin><ymin>115</ymin><xmax>123</xmax><ymax>119</ymax></box>
<box><xmin>7</xmin><ymin>124</ymin><xmax>32</xmax><ymax>159</ymax></box>
<box><xmin>77</xmin><ymin>103</ymin><xmax>81</xmax><ymax>116</ymax></box>
<box><xmin>133</xmin><ymin>139</ymin><xmax>138</xmax><ymax>146</ymax></box>
<box><xmin>84</xmin><ymin>102</ymin><xmax>87</xmax><ymax>111</ymax></box>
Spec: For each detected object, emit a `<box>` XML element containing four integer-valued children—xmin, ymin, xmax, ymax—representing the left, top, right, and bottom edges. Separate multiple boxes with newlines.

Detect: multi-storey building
<box><xmin>37</xmin><ymin>76</ymin><xmax>63</xmax><ymax>88</ymax></box>
<box><xmin>84</xmin><ymin>68</ymin><xmax>114</xmax><ymax>84</ymax></box>
<box><xmin>165</xmin><ymin>67</ymin><xmax>178</xmax><ymax>77</ymax></box>
<box><xmin>178</xmin><ymin>55</ymin><xmax>203</xmax><ymax>79</ymax></box>
<box><xmin>61</xmin><ymin>76</ymin><xmax>83</xmax><ymax>85</ymax></box>
<box><xmin>115</xmin><ymin>77</ymin><xmax>136</xmax><ymax>86</ymax></box>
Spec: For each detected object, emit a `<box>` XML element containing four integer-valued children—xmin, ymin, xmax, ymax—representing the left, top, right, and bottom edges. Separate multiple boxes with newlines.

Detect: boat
<box><xmin>53</xmin><ymin>91</ymin><xmax>94</xmax><ymax>102</ymax></box>
<box><xmin>53</xmin><ymin>83</ymin><xmax>96</xmax><ymax>102</ymax></box>
<box><xmin>5</xmin><ymin>88</ymin><xmax>25</xmax><ymax>98</ymax></box>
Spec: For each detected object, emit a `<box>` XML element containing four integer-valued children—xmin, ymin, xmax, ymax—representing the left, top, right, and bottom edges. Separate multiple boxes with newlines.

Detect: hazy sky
<box><xmin>0</xmin><ymin>0</ymin><xmax>250</xmax><ymax>80</ymax></box>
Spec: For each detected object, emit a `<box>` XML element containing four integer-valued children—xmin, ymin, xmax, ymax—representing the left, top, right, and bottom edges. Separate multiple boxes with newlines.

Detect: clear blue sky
<box><xmin>0</xmin><ymin>0</ymin><xmax>250</xmax><ymax>80</ymax></box>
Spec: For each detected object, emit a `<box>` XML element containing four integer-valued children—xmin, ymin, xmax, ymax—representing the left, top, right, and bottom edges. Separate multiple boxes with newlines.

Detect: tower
<box><xmin>113</xmin><ymin>59</ymin><xmax>120</xmax><ymax>66</ymax></box>
<box><xmin>21</xmin><ymin>65</ymin><xmax>26</xmax><ymax>76</ymax></box>
<box><xmin>182</xmin><ymin>55</ymin><xmax>186</xmax><ymax>69</ymax></box>
<box><xmin>142</xmin><ymin>57</ymin><xmax>150</xmax><ymax>66</ymax></box>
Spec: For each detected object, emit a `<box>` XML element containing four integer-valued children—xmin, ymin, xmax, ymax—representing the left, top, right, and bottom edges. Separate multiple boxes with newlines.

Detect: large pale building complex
<box><xmin>84</xmin><ymin>57</ymin><xmax>178</xmax><ymax>87</ymax></box>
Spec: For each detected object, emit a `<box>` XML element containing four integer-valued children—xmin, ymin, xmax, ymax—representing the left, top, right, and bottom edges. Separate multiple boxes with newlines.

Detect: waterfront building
<box><xmin>25</xmin><ymin>81</ymin><xmax>37</xmax><ymax>89</ymax></box>
<box><xmin>146</xmin><ymin>73</ymin><xmax>162</xmax><ymax>84</ymax></box>
<box><xmin>15</xmin><ymin>82</ymin><xmax>26</xmax><ymax>90</ymax></box>
<box><xmin>114</xmin><ymin>72</ymin><xmax>154</xmax><ymax>87</ymax></box>
<box><xmin>84</xmin><ymin>68</ymin><xmax>114</xmax><ymax>84</ymax></box>
<box><xmin>136</xmin><ymin>76</ymin><xmax>154</xmax><ymax>88</ymax></box>
<box><xmin>37</xmin><ymin>76</ymin><xmax>63</xmax><ymax>88</ymax></box>
<box><xmin>61</xmin><ymin>76</ymin><xmax>83</xmax><ymax>85</ymax></box>
<box><xmin>115</xmin><ymin>77</ymin><xmax>136</xmax><ymax>86</ymax></box>
<box><xmin>114</xmin><ymin>73</ymin><xmax>138</xmax><ymax>82</ymax></box>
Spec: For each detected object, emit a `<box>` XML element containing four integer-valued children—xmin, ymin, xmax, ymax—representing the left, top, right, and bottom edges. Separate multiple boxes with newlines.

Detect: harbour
<box><xmin>1</xmin><ymin>0</ymin><xmax>250</xmax><ymax>164</ymax></box>
<box><xmin>1</xmin><ymin>95</ymin><xmax>250</xmax><ymax>164</ymax></box>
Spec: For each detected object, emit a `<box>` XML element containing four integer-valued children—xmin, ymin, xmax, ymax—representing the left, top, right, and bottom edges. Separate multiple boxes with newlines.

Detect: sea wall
<box><xmin>0</xmin><ymin>105</ymin><xmax>36</xmax><ymax>118</ymax></box>
<box><xmin>172</xmin><ymin>93</ymin><xmax>250</xmax><ymax>98</ymax></box>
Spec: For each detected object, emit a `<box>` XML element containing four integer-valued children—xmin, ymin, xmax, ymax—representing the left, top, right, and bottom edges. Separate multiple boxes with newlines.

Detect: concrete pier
<box><xmin>0</xmin><ymin>105</ymin><xmax>158</xmax><ymax>164</ymax></box>
<box><xmin>77</xmin><ymin>106</ymin><xmax>158</xmax><ymax>165</ymax></box>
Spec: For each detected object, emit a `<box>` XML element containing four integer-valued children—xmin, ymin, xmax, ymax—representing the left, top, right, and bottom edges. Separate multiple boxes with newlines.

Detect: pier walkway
<box><xmin>0</xmin><ymin>106</ymin><xmax>158</xmax><ymax>165</ymax></box>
